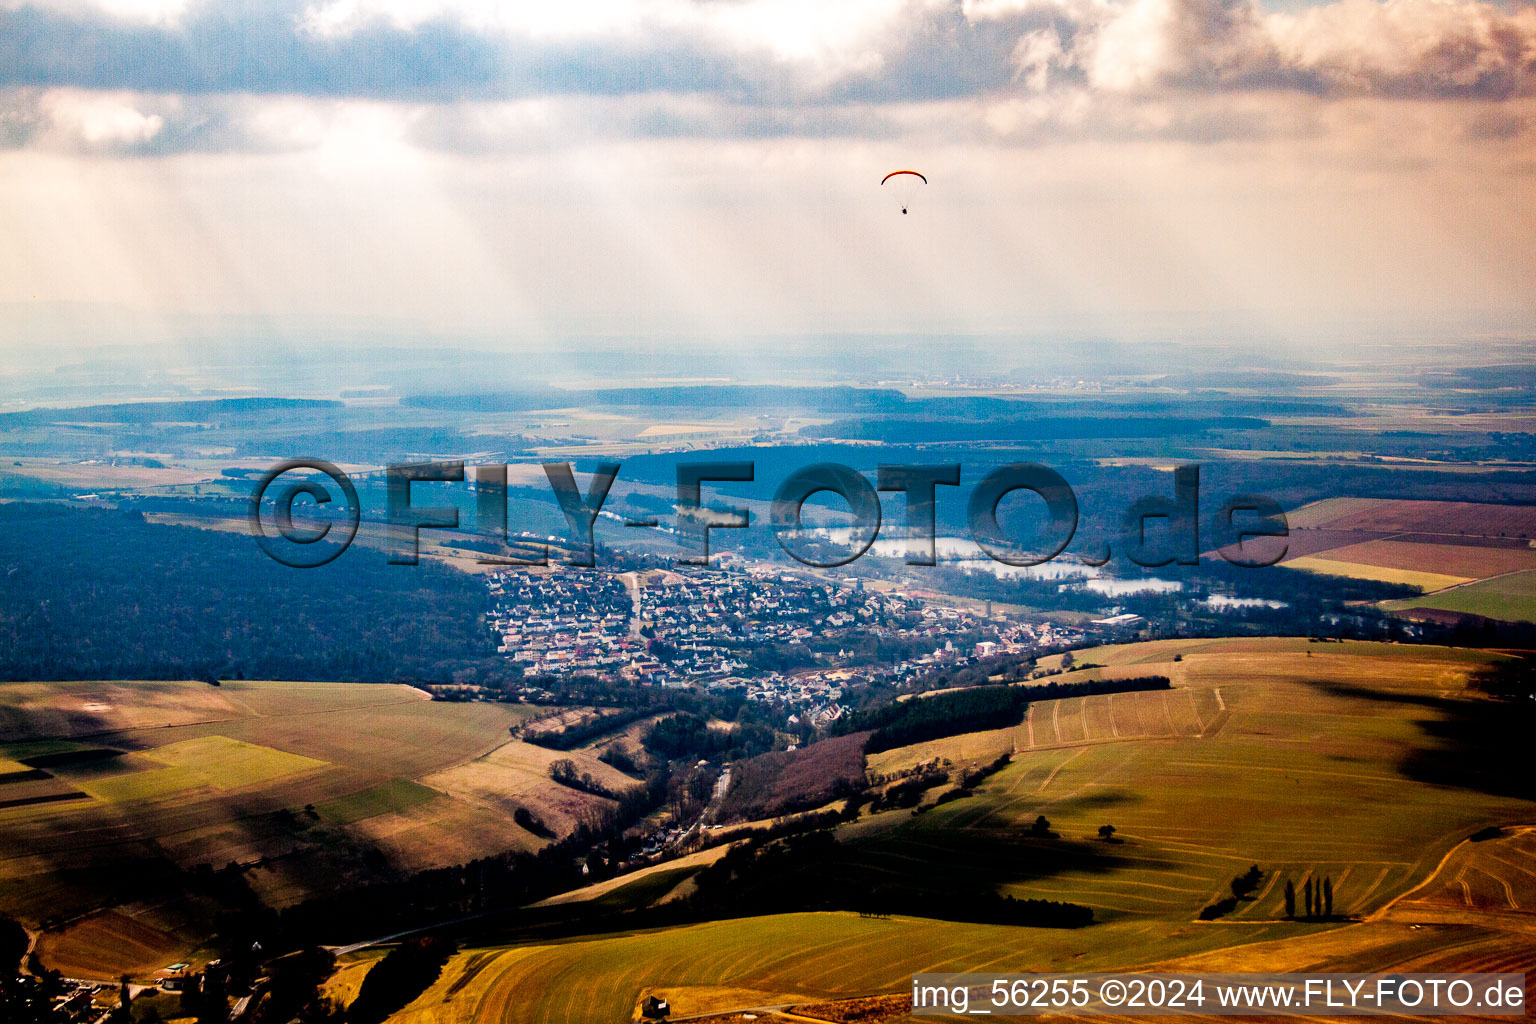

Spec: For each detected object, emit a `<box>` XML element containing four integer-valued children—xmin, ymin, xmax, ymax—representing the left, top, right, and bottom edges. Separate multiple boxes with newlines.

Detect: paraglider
<box><xmin>881</xmin><ymin>170</ymin><xmax>926</xmax><ymax>214</ymax></box>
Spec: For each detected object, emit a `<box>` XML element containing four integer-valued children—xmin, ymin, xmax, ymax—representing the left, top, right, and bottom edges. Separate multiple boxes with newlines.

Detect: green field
<box><xmin>66</xmin><ymin>736</ymin><xmax>330</xmax><ymax>802</ymax></box>
<box><xmin>381</xmin><ymin>638</ymin><xmax>1535</xmax><ymax>1024</ymax></box>
<box><xmin>843</xmin><ymin>641</ymin><xmax>1528</xmax><ymax>926</ymax></box>
<box><xmin>72</xmin><ymin>765</ymin><xmax>206</xmax><ymax>802</ymax></box>
<box><xmin>1383</xmin><ymin>569</ymin><xmax>1536</xmax><ymax>623</ymax></box>
<box><xmin>317</xmin><ymin>778</ymin><xmax>444</xmax><ymax>825</ymax></box>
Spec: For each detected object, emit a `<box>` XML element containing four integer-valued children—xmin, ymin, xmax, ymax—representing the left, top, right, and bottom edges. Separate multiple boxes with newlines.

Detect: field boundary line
<box><xmin>1348</xmin><ymin>865</ymin><xmax>1393</xmax><ymax>914</ymax></box>
<box><xmin>1413</xmin><ymin>567</ymin><xmax>1532</xmax><ymax>599</ymax></box>
<box><xmin>1370</xmin><ymin>822</ymin><xmax>1536</xmax><ymax>923</ymax></box>
<box><xmin>1369</xmin><ymin>830</ymin><xmax>1481</xmax><ymax>921</ymax></box>
<box><xmin>1184</xmin><ymin>688</ymin><xmax>1205</xmax><ymax>731</ymax></box>
<box><xmin>1471</xmin><ymin>865</ymin><xmax>1519</xmax><ymax>910</ymax></box>
<box><xmin>1160</xmin><ymin>761</ymin><xmax>1405</xmax><ymax>785</ymax></box>
<box><xmin>1454</xmin><ymin>868</ymin><xmax>1473</xmax><ymax>907</ymax></box>
<box><xmin>1036</xmin><ymin>748</ymin><xmax>1085</xmax><ymax>793</ymax></box>
<box><xmin>1487</xmin><ymin>852</ymin><xmax>1536</xmax><ymax>880</ymax></box>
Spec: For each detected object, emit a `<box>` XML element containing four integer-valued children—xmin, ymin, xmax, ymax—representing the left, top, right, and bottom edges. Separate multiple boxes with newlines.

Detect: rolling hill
<box><xmin>352</xmin><ymin>638</ymin><xmax>1535</xmax><ymax>1024</ymax></box>
<box><xmin>0</xmin><ymin>679</ymin><xmax>621</xmax><ymax>977</ymax></box>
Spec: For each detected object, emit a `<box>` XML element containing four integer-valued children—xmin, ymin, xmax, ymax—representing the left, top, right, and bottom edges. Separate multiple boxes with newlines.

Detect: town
<box><xmin>485</xmin><ymin>562</ymin><xmax>1084</xmax><ymax>717</ymax></box>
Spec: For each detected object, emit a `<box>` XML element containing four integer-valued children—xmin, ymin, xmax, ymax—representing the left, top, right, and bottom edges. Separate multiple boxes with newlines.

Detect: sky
<box><xmin>0</xmin><ymin>0</ymin><xmax>1533</xmax><ymax>356</ymax></box>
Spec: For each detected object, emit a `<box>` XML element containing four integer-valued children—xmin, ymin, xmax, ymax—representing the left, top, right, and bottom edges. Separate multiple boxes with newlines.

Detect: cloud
<box><xmin>2</xmin><ymin>0</ymin><xmax>1531</xmax><ymax>104</ymax></box>
<box><xmin>0</xmin><ymin>0</ymin><xmax>1532</xmax><ymax>158</ymax></box>
<box><xmin>1015</xmin><ymin>0</ymin><xmax>1536</xmax><ymax>99</ymax></box>
<box><xmin>1266</xmin><ymin>0</ymin><xmax>1536</xmax><ymax>98</ymax></box>
<box><xmin>8</xmin><ymin>0</ymin><xmax>197</xmax><ymax>26</ymax></box>
<box><xmin>0</xmin><ymin>88</ymin><xmax>172</xmax><ymax>152</ymax></box>
<box><xmin>1012</xmin><ymin>27</ymin><xmax>1067</xmax><ymax>91</ymax></box>
<box><xmin>45</xmin><ymin>89</ymin><xmax>164</xmax><ymax>144</ymax></box>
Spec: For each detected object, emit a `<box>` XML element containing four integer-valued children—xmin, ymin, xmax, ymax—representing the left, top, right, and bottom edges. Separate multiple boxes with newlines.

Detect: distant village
<box><xmin>484</xmin><ymin>563</ymin><xmax>1094</xmax><ymax>717</ymax></box>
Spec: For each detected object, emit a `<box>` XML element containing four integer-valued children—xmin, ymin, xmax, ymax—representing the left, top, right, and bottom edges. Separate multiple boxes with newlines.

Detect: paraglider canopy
<box><xmin>881</xmin><ymin>170</ymin><xmax>926</xmax><ymax>214</ymax></box>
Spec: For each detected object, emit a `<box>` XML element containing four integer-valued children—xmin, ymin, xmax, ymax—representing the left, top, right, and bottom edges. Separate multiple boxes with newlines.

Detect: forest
<box><xmin>0</xmin><ymin>503</ymin><xmax>500</xmax><ymax>682</ymax></box>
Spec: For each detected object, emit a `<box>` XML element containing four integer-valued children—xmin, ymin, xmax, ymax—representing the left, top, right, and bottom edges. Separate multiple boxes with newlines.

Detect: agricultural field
<box><xmin>350</xmin><ymin>911</ymin><xmax>1534</xmax><ymax>1024</ymax></box>
<box><xmin>0</xmin><ymin>680</ymin><xmax>259</xmax><ymax>741</ymax></box>
<box><xmin>0</xmin><ymin>678</ymin><xmax>584</xmax><ymax>977</ymax></box>
<box><xmin>1287</xmin><ymin>498</ymin><xmax>1536</xmax><ymax>537</ymax></box>
<box><xmin>1382</xmin><ymin>825</ymin><xmax>1536</xmax><ymax>923</ymax></box>
<box><xmin>846</xmin><ymin>642</ymin><xmax>1528</xmax><ymax>928</ymax></box>
<box><xmin>333</xmin><ymin>914</ymin><xmax>1307</xmax><ymax>1024</ymax></box>
<box><xmin>1384</xmin><ymin>569</ymin><xmax>1536</xmax><ymax>625</ymax></box>
<box><xmin>1276</xmin><ymin>498</ymin><xmax>1536</xmax><ymax>621</ymax></box>
<box><xmin>422</xmin><ymin>737</ymin><xmax>641</xmax><ymax>835</ymax></box>
<box><xmin>1280</xmin><ymin>557</ymin><xmax>1471</xmax><ymax>592</ymax></box>
<box><xmin>380</xmin><ymin>638</ymin><xmax>1533</xmax><ymax>1024</ymax></box>
<box><xmin>530</xmin><ymin>845</ymin><xmax>732</xmax><ymax>909</ymax></box>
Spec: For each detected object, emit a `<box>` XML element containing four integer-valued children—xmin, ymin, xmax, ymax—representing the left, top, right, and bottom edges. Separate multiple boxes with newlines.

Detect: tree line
<box><xmin>844</xmin><ymin>676</ymin><xmax>1171</xmax><ymax>754</ymax></box>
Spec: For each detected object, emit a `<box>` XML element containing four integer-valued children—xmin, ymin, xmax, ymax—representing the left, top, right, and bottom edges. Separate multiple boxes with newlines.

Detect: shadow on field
<box><xmin>834</xmin><ymin>799</ymin><xmax>1159</xmax><ymax>905</ymax></box>
<box><xmin>1310</xmin><ymin>681</ymin><xmax>1535</xmax><ymax>801</ymax></box>
<box><xmin>1043</xmin><ymin>789</ymin><xmax>1141</xmax><ymax>813</ymax></box>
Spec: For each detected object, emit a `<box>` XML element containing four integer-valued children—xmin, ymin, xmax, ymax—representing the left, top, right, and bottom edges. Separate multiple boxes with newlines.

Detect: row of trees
<box><xmin>547</xmin><ymin>758</ymin><xmax>621</xmax><ymax>799</ymax></box>
<box><xmin>1199</xmin><ymin>866</ymin><xmax>1264</xmax><ymax>920</ymax></box>
<box><xmin>1284</xmin><ymin>876</ymin><xmax>1337</xmax><ymax>919</ymax></box>
<box><xmin>523</xmin><ymin>709</ymin><xmax>649</xmax><ymax>750</ymax></box>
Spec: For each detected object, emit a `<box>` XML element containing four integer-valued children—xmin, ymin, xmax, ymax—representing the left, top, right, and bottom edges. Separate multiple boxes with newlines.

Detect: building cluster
<box><xmin>47</xmin><ymin>981</ymin><xmax>106</xmax><ymax>1021</ymax></box>
<box><xmin>487</xmin><ymin>568</ymin><xmax>644</xmax><ymax>676</ymax></box>
<box><xmin>632</xmin><ymin>567</ymin><xmax>913</xmax><ymax>682</ymax></box>
<box><xmin>486</xmin><ymin>564</ymin><xmax>1093</xmax><ymax>714</ymax></box>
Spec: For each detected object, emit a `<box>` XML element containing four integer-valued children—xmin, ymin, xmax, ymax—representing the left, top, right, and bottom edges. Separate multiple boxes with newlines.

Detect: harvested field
<box><xmin>422</xmin><ymin>739</ymin><xmax>636</xmax><ymax>836</ymax></box>
<box><xmin>1288</xmin><ymin>499</ymin><xmax>1536</xmax><ymax>538</ymax></box>
<box><xmin>1274</xmin><ymin>498</ymin><xmax>1536</xmax><ymax>598</ymax></box>
<box><xmin>1310</xmin><ymin>539</ymin><xmax>1536</xmax><ymax>579</ymax></box>
<box><xmin>33</xmin><ymin>908</ymin><xmax>188</xmax><ymax>978</ymax></box>
<box><xmin>0</xmin><ymin>679</ymin><xmax>549</xmax><ymax>975</ymax></box>
<box><xmin>1281</xmin><ymin>556</ymin><xmax>1469</xmax><ymax>591</ymax></box>
<box><xmin>0</xmin><ymin>681</ymin><xmax>252</xmax><ymax>742</ymax></box>
<box><xmin>532</xmin><ymin>844</ymin><xmax>733</xmax><ymax>908</ymax></box>
<box><xmin>1383</xmin><ymin>825</ymin><xmax>1536</xmax><ymax>921</ymax></box>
